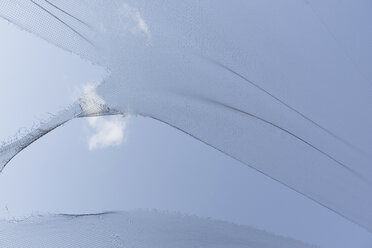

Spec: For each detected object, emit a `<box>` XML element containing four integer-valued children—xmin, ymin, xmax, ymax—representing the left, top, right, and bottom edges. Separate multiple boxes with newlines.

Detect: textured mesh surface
<box><xmin>0</xmin><ymin>211</ymin><xmax>315</xmax><ymax>248</ymax></box>
<box><xmin>1</xmin><ymin>0</ymin><xmax>372</xmax><ymax>235</ymax></box>
<box><xmin>0</xmin><ymin>0</ymin><xmax>98</xmax><ymax>63</ymax></box>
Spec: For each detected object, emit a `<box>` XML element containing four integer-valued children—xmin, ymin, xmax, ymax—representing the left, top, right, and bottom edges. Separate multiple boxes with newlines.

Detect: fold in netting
<box><xmin>1</xmin><ymin>0</ymin><xmax>372</xmax><ymax>233</ymax></box>
<box><xmin>0</xmin><ymin>0</ymin><xmax>98</xmax><ymax>63</ymax></box>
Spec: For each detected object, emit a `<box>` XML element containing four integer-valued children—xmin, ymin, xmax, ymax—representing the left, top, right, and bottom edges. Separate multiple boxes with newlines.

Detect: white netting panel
<box><xmin>0</xmin><ymin>0</ymin><xmax>98</xmax><ymax>63</ymax></box>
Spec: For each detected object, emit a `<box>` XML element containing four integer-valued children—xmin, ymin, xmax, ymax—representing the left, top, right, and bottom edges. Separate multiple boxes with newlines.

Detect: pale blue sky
<box><xmin>0</xmin><ymin>7</ymin><xmax>371</xmax><ymax>248</ymax></box>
